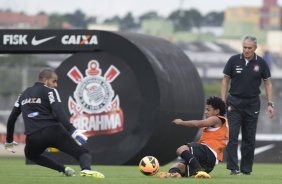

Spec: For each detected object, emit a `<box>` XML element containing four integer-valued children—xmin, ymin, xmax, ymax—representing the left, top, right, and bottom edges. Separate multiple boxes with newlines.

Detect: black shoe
<box><xmin>230</xmin><ymin>170</ymin><xmax>240</xmax><ymax>175</ymax></box>
<box><xmin>242</xmin><ymin>172</ymin><xmax>251</xmax><ymax>175</ymax></box>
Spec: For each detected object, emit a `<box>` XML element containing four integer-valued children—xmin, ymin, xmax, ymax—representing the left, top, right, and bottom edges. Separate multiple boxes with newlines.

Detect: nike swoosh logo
<box><xmin>31</xmin><ymin>36</ymin><xmax>56</xmax><ymax>46</ymax></box>
<box><xmin>254</xmin><ymin>144</ymin><xmax>275</xmax><ymax>155</ymax></box>
<box><xmin>237</xmin><ymin>144</ymin><xmax>275</xmax><ymax>160</ymax></box>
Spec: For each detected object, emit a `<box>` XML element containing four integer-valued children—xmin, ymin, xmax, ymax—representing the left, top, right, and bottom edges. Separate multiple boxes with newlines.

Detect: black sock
<box><xmin>180</xmin><ymin>150</ymin><xmax>203</xmax><ymax>172</ymax></box>
<box><xmin>169</xmin><ymin>167</ymin><xmax>181</xmax><ymax>174</ymax></box>
<box><xmin>79</xmin><ymin>153</ymin><xmax>92</xmax><ymax>170</ymax></box>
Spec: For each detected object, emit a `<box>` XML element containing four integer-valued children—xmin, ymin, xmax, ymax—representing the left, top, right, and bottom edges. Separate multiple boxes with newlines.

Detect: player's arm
<box><xmin>221</xmin><ymin>75</ymin><xmax>230</xmax><ymax>103</ymax></box>
<box><xmin>263</xmin><ymin>79</ymin><xmax>274</xmax><ymax>119</ymax></box>
<box><xmin>48</xmin><ymin>88</ymin><xmax>87</xmax><ymax>145</ymax></box>
<box><xmin>264</xmin><ymin>79</ymin><xmax>273</xmax><ymax>103</ymax></box>
<box><xmin>6</xmin><ymin>106</ymin><xmax>21</xmax><ymax>142</ymax></box>
<box><xmin>221</xmin><ymin>57</ymin><xmax>232</xmax><ymax>103</ymax></box>
<box><xmin>172</xmin><ymin>116</ymin><xmax>221</xmax><ymax>128</ymax></box>
<box><xmin>5</xmin><ymin>95</ymin><xmax>22</xmax><ymax>153</ymax></box>
<box><xmin>52</xmin><ymin>102</ymin><xmax>76</xmax><ymax>132</ymax></box>
<box><xmin>48</xmin><ymin>88</ymin><xmax>76</xmax><ymax>132</ymax></box>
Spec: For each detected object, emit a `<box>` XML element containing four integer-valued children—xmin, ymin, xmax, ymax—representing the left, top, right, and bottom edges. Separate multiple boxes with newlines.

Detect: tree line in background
<box><xmin>44</xmin><ymin>9</ymin><xmax>223</xmax><ymax>31</ymax></box>
<box><xmin>0</xmin><ymin>55</ymin><xmax>47</xmax><ymax>96</ymax></box>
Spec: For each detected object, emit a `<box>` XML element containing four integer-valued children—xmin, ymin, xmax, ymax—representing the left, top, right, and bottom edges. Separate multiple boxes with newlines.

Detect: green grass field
<box><xmin>1</xmin><ymin>156</ymin><xmax>282</xmax><ymax>184</ymax></box>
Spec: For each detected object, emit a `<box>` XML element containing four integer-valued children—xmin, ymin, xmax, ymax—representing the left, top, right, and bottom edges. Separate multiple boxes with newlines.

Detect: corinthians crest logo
<box><xmin>67</xmin><ymin>60</ymin><xmax>124</xmax><ymax>137</ymax></box>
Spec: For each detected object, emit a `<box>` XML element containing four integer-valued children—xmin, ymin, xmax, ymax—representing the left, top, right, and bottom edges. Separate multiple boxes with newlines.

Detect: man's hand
<box><xmin>267</xmin><ymin>106</ymin><xmax>275</xmax><ymax>119</ymax></box>
<box><xmin>71</xmin><ymin>130</ymin><xmax>88</xmax><ymax>145</ymax></box>
<box><xmin>4</xmin><ymin>141</ymin><xmax>18</xmax><ymax>153</ymax></box>
<box><xmin>172</xmin><ymin>119</ymin><xmax>183</xmax><ymax>125</ymax></box>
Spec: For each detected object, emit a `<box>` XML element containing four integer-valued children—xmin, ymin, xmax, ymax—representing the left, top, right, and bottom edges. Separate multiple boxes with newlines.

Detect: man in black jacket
<box><xmin>5</xmin><ymin>68</ymin><xmax>104</xmax><ymax>178</ymax></box>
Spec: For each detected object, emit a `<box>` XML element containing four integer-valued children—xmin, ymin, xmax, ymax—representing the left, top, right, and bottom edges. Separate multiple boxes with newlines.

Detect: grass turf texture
<box><xmin>1</xmin><ymin>156</ymin><xmax>282</xmax><ymax>184</ymax></box>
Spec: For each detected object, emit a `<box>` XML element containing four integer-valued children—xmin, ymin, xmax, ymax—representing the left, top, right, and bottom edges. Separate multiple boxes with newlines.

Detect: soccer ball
<box><xmin>139</xmin><ymin>156</ymin><xmax>160</xmax><ymax>176</ymax></box>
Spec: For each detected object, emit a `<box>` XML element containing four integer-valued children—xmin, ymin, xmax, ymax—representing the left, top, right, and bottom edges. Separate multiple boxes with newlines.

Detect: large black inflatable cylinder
<box><xmin>0</xmin><ymin>29</ymin><xmax>204</xmax><ymax>165</ymax></box>
<box><xmin>56</xmin><ymin>31</ymin><xmax>205</xmax><ymax>165</ymax></box>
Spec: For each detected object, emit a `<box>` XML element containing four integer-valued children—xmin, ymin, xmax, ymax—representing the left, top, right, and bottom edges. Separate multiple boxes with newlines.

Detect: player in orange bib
<box><xmin>158</xmin><ymin>96</ymin><xmax>228</xmax><ymax>179</ymax></box>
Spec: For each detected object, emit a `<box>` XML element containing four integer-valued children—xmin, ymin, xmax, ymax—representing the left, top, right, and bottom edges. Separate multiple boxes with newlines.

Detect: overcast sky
<box><xmin>1</xmin><ymin>0</ymin><xmax>282</xmax><ymax>19</ymax></box>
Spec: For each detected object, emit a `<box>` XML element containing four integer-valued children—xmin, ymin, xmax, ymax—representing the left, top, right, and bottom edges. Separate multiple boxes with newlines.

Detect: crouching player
<box><xmin>158</xmin><ymin>96</ymin><xmax>228</xmax><ymax>179</ymax></box>
<box><xmin>4</xmin><ymin>68</ymin><xmax>104</xmax><ymax>178</ymax></box>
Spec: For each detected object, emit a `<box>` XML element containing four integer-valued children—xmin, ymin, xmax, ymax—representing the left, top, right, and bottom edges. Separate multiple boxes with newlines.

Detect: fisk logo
<box><xmin>61</xmin><ymin>35</ymin><xmax>98</xmax><ymax>45</ymax></box>
<box><xmin>3</xmin><ymin>35</ymin><xmax>28</xmax><ymax>45</ymax></box>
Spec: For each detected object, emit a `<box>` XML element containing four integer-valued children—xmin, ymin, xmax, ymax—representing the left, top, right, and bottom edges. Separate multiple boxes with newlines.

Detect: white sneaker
<box><xmin>80</xmin><ymin>170</ymin><xmax>105</xmax><ymax>178</ymax></box>
<box><xmin>64</xmin><ymin>167</ymin><xmax>76</xmax><ymax>176</ymax></box>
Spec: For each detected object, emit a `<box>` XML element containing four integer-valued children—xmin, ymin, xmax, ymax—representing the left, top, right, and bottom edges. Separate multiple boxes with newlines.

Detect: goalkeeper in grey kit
<box><xmin>4</xmin><ymin>68</ymin><xmax>104</xmax><ymax>178</ymax></box>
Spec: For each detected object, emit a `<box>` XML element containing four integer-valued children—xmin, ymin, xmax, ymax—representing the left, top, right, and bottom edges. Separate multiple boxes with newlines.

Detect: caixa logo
<box><xmin>67</xmin><ymin>60</ymin><xmax>124</xmax><ymax>137</ymax></box>
<box><xmin>61</xmin><ymin>35</ymin><xmax>98</xmax><ymax>45</ymax></box>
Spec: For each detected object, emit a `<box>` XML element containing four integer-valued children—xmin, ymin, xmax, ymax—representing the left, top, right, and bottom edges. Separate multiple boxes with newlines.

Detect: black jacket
<box><xmin>6</xmin><ymin>82</ymin><xmax>75</xmax><ymax>142</ymax></box>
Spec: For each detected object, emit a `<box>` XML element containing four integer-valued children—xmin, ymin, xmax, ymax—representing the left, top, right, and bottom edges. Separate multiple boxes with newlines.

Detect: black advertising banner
<box><xmin>0</xmin><ymin>29</ymin><xmax>101</xmax><ymax>53</ymax></box>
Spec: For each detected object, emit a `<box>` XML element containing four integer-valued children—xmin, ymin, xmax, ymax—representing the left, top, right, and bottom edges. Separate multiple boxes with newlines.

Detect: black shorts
<box><xmin>25</xmin><ymin>124</ymin><xmax>88</xmax><ymax>160</ymax></box>
<box><xmin>180</xmin><ymin>142</ymin><xmax>216</xmax><ymax>177</ymax></box>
